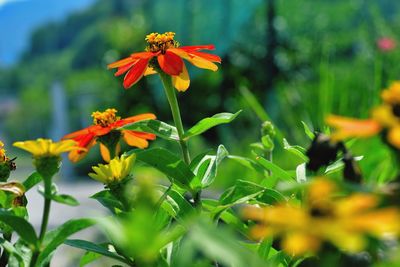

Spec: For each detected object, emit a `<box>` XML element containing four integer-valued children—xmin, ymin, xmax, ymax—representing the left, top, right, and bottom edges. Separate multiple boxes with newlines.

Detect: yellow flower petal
<box><xmin>326</xmin><ymin>115</ymin><xmax>381</xmax><ymax>141</ymax></box>
<box><xmin>169</xmin><ymin>48</ymin><xmax>219</xmax><ymax>71</ymax></box>
<box><xmin>172</xmin><ymin>63</ymin><xmax>190</xmax><ymax>92</ymax></box>
<box><xmin>388</xmin><ymin>126</ymin><xmax>400</xmax><ymax>149</ymax></box>
<box><xmin>13</xmin><ymin>139</ymin><xmax>77</xmax><ymax>157</ymax></box>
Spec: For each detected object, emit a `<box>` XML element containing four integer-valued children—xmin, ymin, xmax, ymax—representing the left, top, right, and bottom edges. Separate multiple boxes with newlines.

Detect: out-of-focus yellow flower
<box><xmin>244</xmin><ymin>178</ymin><xmax>400</xmax><ymax>256</ymax></box>
<box><xmin>13</xmin><ymin>138</ymin><xmax>80</xmax><ymax>157</ymax></box>
<box><xmin>89</xmin><ymin>154</ymin><xmax>136</xmax><ymax>184</ymax></box>
<box><xmin>382</xmin><ymin>81</ymin><xmax>400</xmax><ymax>105</ymax></box>
<box><xmin>327</xmin><ymin>81</ymin><xmax>400</xmax><ymax>149</ymax></box>
<box><xmin>0</xmin><ymin>141</ymin><xmax>6</xmax><ymax>163</ymax></box>
<box><xmin>0</xmin><ymin>141</ymin><xmax>16</xmax><ymax>181</ymax></box>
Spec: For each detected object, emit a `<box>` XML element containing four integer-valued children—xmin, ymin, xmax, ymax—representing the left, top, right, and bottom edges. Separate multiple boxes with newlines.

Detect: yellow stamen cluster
<box><xmin>244</xmin><ymin>178</ymin><xmax>400</xmax><ymax>256</ymax></box>
<box><xmin>0</xmin><ymin>141</ymin><xmax>6</xmax><ymax>163</ymax></box>
<box><xmin>145</xmin><ymin>32</ymin><xmax>179</xmax><ymax>53</ymax></box>
<box><xmin>92</xmin><ymin>108</ymin><xmax>120</xmax><ymax>127</ymax></box>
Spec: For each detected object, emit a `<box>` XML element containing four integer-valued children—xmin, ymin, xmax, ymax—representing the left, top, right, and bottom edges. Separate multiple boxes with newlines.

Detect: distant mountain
<box><xmin>0</xmin><ymin>0</ymin><xmax>94</xmax><ymax>66</ymax></box>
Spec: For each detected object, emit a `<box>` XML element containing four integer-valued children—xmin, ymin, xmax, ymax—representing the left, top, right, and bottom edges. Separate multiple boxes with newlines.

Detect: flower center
<box><xmin>145</xmin><ymin>32</ymin><xmax>179</xmax><ymax>53</ymax></box>
<box><xmin>92</xmin><ymin>108</ymin><xmax>120</xmax><ymax>127</ymax></box>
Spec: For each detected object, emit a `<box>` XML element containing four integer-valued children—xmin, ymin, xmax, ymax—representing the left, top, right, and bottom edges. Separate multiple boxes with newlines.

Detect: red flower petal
<box><xmin>130</xmin><ymin>51</ymin><xmax>158</xmax><ymax>59</ymax></box>
<box><xmin>188</xmin><ymin>51</ymin><xmax>221</xmax><ymax>63</ymax></box>
<box><xmin>157</xmin><ymin>51</ymin><xmax>184</xmax><ymax>76</ymax></box>
<box><xmin>63</xmin><ymin>125</ymin><xmax>102</xmax><ymax>139</ymax></box>
<box><xmin>74</xmin><ymin>133</ymin><xmax>97</xmax><ymax>149</ymax></box>
<box><xmin>107</xmin><ymin>57</ymin><xmax>136</xmax><ymax>69</ymax></box>
<box><xmin>115</xmin><ymin>60</ymin><xmax>139</xmax><ymax>76</ymax></box>
<box><xmin>123</xmin><ymin>58</ymin><xmax>150</xmax><ymax>89</ymax></box>
<box><xmin>180</xmin><ymin>45</ymin><xmax>215</xmax><ymax>51</ymax></box>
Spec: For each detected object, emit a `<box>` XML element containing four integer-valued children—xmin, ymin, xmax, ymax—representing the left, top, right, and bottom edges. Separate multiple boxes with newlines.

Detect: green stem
<box><xmin>159</xmin><ymin>73</ymin><xmax>191</xmax><ymax>164</ymax></box>
<box><xmin>39</xmin><ymin>178</ymin><xmax>52</xmax><ymax>241</ymax></box>
<box><xmin>159</xmin><ymin>73</ymin><xmax>203</xmax><ymax>208</ymax></box>
<box><xmin>30</xmin><ymin>178</ymin><xmax>52</xmax><ymax>267</ymax></box>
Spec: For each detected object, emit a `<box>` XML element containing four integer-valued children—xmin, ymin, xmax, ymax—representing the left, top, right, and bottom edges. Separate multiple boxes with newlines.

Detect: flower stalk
<box><xmin>39</xmin><ymin>176</ymin><xmax>52</xmax><ymax>241</ymax></box>
<box><xmin>159</xmin><ymin>72</ymin><xmax>191</xmax><ymax>165</ymax></box>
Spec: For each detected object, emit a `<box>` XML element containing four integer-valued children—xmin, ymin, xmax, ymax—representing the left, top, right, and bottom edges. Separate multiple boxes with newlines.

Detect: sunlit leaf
<box><xmin>283</xmin><ymin>138</ymin><xmax>307</xmax><ymax>162</ymax></box>
<box><xmin>121</xmin><ymin>119</ymin><xmax>179</xmax><ymax>141</ymax></box>
<box><xmin>183</xmin><ymin>111</ymin><xmax>242</xmax><ymax>140</ymax></box>
<box><xmin>190</xmin><ymin>145</ymin><xmax>228</xmax><ymax>189</ymax></box>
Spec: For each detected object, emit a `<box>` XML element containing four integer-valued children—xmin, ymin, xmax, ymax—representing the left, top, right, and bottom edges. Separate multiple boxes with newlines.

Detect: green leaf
<box><xmin>282</xmin><ymin>138</ymin><xmax>308</xmax><ymax>162</ymax></box>
<box><xmin>0</xmin><ymin>209</ymin><xmax>38</xmax><ymax>247</ymax></box>
<box><xmin>183</xmin><ymin>111</ymin><xmax>242</xmax><ymax>140</ymax></box>
<box><xmin>325</xmin><ymin>156</ymin><xmax>363</xmax><ymax>175</ymax></box>
<box><xmin>218</xmin><ymin>209</ymin><xmax>249</xmax><ymax>235</ymax></box>
<box><xmin>65</xmin><ymin>239</ymin><xmax>130</xmax><ymax>265</ymax></box>
<box><xmin>258</xmin><ymin>237</ymin><xmax>273</xmax><ymax>261</ymax></box>
<box><xmin>90</xmin><ymin>190</ymin><xmax>124</xmax><ymax>213</ymax></box>
<box><xmin>36</xmin><ymin>218</ymin><xmax>95</xmax><ymax>266</ymax></box>
<box><xmin>227</xmin><ymin>155</ymin><xmax>266</xmax><ymax>174</ymax></box>
<box><xmin>189</xmin><ymin>220</ymin><xmax>263</xmax><ymax>267</ymax></box>
<box><xmin>165</xmin><ymin>189</ymin><xmax>195</xmax><ymax>220</ymax></box>
<box><xmin>257</xmin><ymin>188</ymin><xmax>286</xmax><ymax>205</ymax></box>
<box><xmin>0</xmin><ymin>237</ymin><xmax>25</xmax><ymax>266</ymax></box>
<box><xmin>79</xmin><ymin>251</ymin><xmax>102</xmax><ymax>267</ymax></box>
<box><xmin>190</xmin><ymin>145</ymin><xmax>228</xmax><ymax>189</ymax></box>
<box><xmin>255</xmin><ymin>156</ymin><xmax>295</xmax><ymax>182</ymax></box>
<box><xmin>52</xmin><ymin>194</ymin><xmax>79</xmax><ymax>206</ymax></box>
<box><xmin>38</xmin><ymin>184</ymin><xmax>79</xmax><ymax>206</ymax></box>
<box><xmin>121</xmin><ymin>119</ymin><xmax>179</xmax><ymax>141</ymax></box>
<box><xmin>219</xmin><ymin>180</ymin><xmax>265</xmax><ymax>206</ymax></box>
<box><xmin>8</xmin><ymin>239</ymin><xmax>32</xmax><ymax>267</ymax></box>
<box><xmin>136</xmin><ymin>148</ymin><xmax>195</xmax><ymax>190</ymax></box>
<box><xmin>301</xmin><ymin>121</ymin><xmax>315</xmax><ymax>140</ymax></box>
<box><xmin>22</xmin><ymin>172</ymin><xmax>42</xmax><ymax>191</ymax></box>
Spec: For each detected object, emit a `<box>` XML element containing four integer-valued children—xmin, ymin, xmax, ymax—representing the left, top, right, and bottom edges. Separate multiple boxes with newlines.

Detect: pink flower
<box><xmin>377</xmin><ymin>37</ymin><xmax>396</xmax><ymax>52</ymax></box>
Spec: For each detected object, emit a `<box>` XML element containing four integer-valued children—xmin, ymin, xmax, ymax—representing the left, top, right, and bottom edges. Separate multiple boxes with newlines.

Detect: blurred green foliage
<box><xmin>1</xmin><ymin>0</ymin><xmax>400</xmax><ymax>180</ymax></box>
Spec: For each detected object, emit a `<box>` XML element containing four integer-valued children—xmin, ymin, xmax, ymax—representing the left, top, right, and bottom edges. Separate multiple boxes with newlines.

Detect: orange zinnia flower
<box><xmin>63</xmin><ymin>108</ymin><xmax>156</xmax><ymax>162</ymax></box>
<box><xmin>107</xmin><ymin>32</ymin><xmax>221</xmax><ymax>91</ymax></box>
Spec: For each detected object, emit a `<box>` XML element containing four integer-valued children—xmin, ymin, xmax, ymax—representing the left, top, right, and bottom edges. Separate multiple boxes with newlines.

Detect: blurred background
<box><xmin>2</xmin><ymin>0</ymin><xmax>400</xmax><ymax>182</ymax></box>
<box><xmin>2</xmin><ymin>0</ymin><xmax>400</xmax><ymax>265</ymax></box>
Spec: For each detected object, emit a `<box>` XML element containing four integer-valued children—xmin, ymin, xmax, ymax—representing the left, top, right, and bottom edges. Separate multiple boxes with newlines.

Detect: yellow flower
<box><xmin>13</xmin><ymin>138</ymin><xmax>80</xmax><ymax>157</ymax></box>
<box><xmin>381</xmin><ymin>81</ymin><xmax>400</xmax><ymax>105</ymax></box>
<box><xmin>0</xmin><ymin>141</ymin><xmax>5</xmax><ymax>163</ymax></box>
<box><xmin>244</xmin><ymin>178</ymin><xmax>400</xmax><ymax>256</ymax></box>
<box><xmin>89</xmin><ymin>154</ymin><xmax>136</xmax><ymax>184</ymax></box>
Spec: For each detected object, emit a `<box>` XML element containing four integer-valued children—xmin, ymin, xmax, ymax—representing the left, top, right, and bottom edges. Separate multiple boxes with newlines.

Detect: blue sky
<box><xmin>0</xmin><ymin>0</ymin><xmax>94</xmax><ymax>66</ymax></box>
